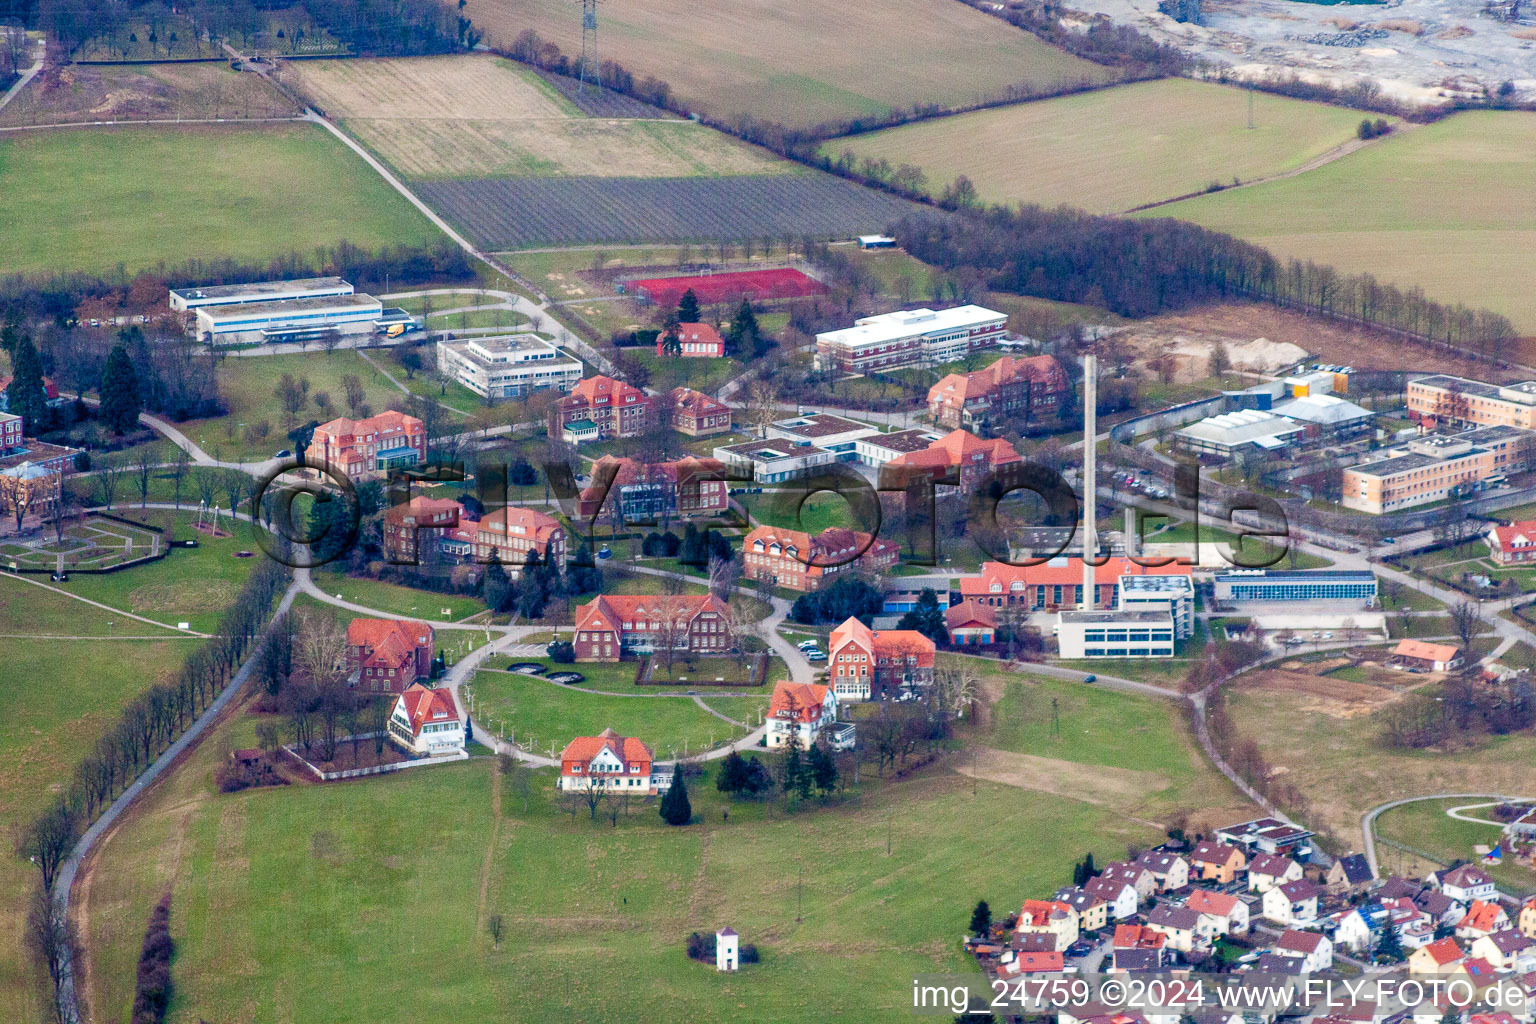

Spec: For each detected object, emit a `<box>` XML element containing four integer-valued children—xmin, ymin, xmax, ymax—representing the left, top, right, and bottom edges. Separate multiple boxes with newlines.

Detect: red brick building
<box><xmin>382</xmin><ymin>496</ymin><xmax>463</xmax><ymax>564</ymax></box>
<box><xmin>666</xmin><ymin>387</ymin><xmax>732</xmax><ymax>438</ymax></box>
<box><xmin>346</xmin><ymin>617</ymin><xmax>435</xmax><ymax>693</ymax></box>
<box><xmin>882</xmin><ymin>429</ymin><xmax>1024</xmax><ymax>492</ymax></box>
<box><xmin>578</xmin><ymin>454</ymin><xmax>729</xmax><ymax>523</ymax></box>
<box><xmin>1488</xmin><ymin>520</ymin><xmax>1536</xmax><ymax>565</ymax></box>
<box><xmin>307</xmin><ymin>410</ymin><xmax>426</xmax><ymax>480</ymax></box>
<box><xmin>742</xmin><ymin>525</ymin><xmax>899</xmax><ymax>592</ymax></box>
<box><xmin>827</xmin><ymin>616</ymin><xmax>936</xmax><ymax>701</ymax></box>
<box><xmin>958</xmin><ymin>557</ymin><xmax>1193</xmax><ymax>611</ymax></box>
<box><xmin>927</xmin><ymin>355</ymin><xmax>1070</xmax><ymax>431</ymax></box>
<box><xmin>473</xmin><ymin>506</ymin><xmax>565</xmax><ymax>575</ymax></box>
<box><xmin>657</xmin><ymin>322</ymin><xmax>725</xmax><ymax>358</ymax></box>
<box><xmin>572</xmin><ymin>593</ymin><xmax>733</xmax><ymax>662</ymax></box>
<box><xmin>547</xmin><ymin>375</ymin><xmax>656</xmax><ymax>442</ymax></box>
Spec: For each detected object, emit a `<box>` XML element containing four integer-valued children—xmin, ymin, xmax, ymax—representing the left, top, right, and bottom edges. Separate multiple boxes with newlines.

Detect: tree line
<box><xmin>893</xmin><ymin>206</ymin><xmax>1520</xmax><ymax>363</ymax></box>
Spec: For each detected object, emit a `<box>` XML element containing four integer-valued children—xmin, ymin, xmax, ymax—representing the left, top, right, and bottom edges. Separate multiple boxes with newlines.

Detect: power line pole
<box><xmin>578</xmin><ymin>0</ymin><xmax>599</xmax><ymax>92</ymax></box>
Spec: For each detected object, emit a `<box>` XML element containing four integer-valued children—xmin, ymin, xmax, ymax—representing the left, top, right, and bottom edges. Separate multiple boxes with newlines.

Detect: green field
<box><xmin>465</xmin><ymin>669</ymin><xmax>747</xmax><ymax>759</ymax></box>
<box><xmin>737</xmin><ymin>489</ymin><xmax>860</xmax><ymax>534</ymax></box>
<box><xmin>78</xmin><ymin>662</ymin><xmax>1227</xmax><ymax>1023</ymax></box>
<box><xmin>1149</xmin><ymin>111</ymin><xmax>1536</xmax><ymax>333</ymax></box>
<box><xmin>309</xmin><ymin>570</ymin><xmax>486</xmax><ymax>623</ymax></box>
<box><xmin>823</xmin><ymin>79</ymin><xmax>1378</xmax><ymax>214</ymax></box>
<box><xmin>1374</xmin><ymin>798</ymin><xmax>1536</xmax><ymax>893</ymax></box>
<box><xmin>480</xmin><ymin>0</ymin><xmax>1120</xmax><ymax>129</ymax></box>
<box><xmin>0</xmin><ymin>123</ymin><xmax>442</xmax><ymax>277</ymax></box>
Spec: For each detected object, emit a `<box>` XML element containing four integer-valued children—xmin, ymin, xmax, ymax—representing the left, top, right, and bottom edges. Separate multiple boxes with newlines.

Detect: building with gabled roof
<box><xmin>1409</xmin><ymin>936</ymin><xmax>1466</xmax><ymax>974</ymax></box>
<box><xmin>1457</xmin><ymin>900</ymin><xmax>1511</xmax><ymax>941</ymax></box>
<box><xmin>1247</xmin><ymin>851</ymin><xmax>1305</xmax><ymax>893</ymax></box>
<box><xmin>1430</xmin><ymin>864</ymin><xmax>1498</xmax><ymax>904</ymax></box>
<box><xmin>881</xmin><ymin>429</ymin><xmax>1023</xmax><ymax>493</ymax></box>
<box><xmin>474</xmin><ymin>506</ymin><xmax>565</xmax><ymax>577</ymax></box>
<box><xmin>382</xmin><ymin>496</ymin><xmax>464</xmax><ymax>566</ymax></box>
<box><xmin>346</xmin><ymin>618</ymin><xmax>435</xmax><ymax>693</ymax></box>
<box><xmin>766</xmin><ymin>681</ymin><xmax>841</xmax><ymax>750</ymax></box>
<box><xmin>1393</xmin><ymin>639</ymin><xmax>1465</xmax><ymax>673</ymax></box>
<box><xmin>1488</xmin><ymin>520</ymin><xmax>1536</xmax><ymax>566</ymax></box>
<box><xmin>743</xmin><ymin>524</ymin><xmax>898</xmax><ymax>592</ymax></box>
<box><xmin>387</xmin><ymin>683</ymin><xmax>463</xmax><ymax>756</ymax></box>
<box><xmin>666</xmin><ymin>387</ymin><xmax>732</xmax><ymax>438</ymax></box>
<box><xmin>1186</xmin><ymin>888</ymin><xmax>1249</xmax><ymax>936</ymax></box>
<box><xmin>1273</xmin><ymin>928</ymin><xmax>1333</xmax><ymax>972</ymax></box>
<box><xmin>1084</xmin><ymin>875</ymin><xmax>1140</xmax><ymax>921</ymax></box>
<box><xmin>960</xmin><ymin>556</ymin><xmax>1193</xmax><ymax>612</ymax></box>
<box><xmin>927</xmin><ymin>354</ymin><xmax>1069</xmax><ymax>430</ymax></box>
<box><xmin>1263</xmin><ymin>878</ymin><xmax>1323</xmax><ymax>926</ymax></box>
<box><xmin>1134</xmin><ymin>850</ymin><xmax>1190</xmax><ymax>892</ymax></box>
<box><xmin>558</xmin><ymin>728</ymin><xmax>658</xmax><ymax>794</ymax></box>
<box><xmin>1015</xmin><ymin>898</ymin><xmax>1079</xmax><ymax>952</ymax></box>
<box><xmin>1471</xmin><ymin>929</ymin><xmax>1535</xmax><ymax>972</ymax></box>
<box><xmin>548</xmin><ymin>374</ymin><xmax>656</xmax><ymax>443</ymax></box>
<box><xmin>657</xmin><ymin>321</ymin><xmax>724</xmax><ymax>358</ymax></box>
<box><xmin>1145</xmin><ymin>902</ymin><xmax>1201</xmax><ymax>952</ymax></box>
<box><xmin>573</xmin><ymin>593</ymin><xmax>733</xmax><ymax>662</ymax></box>
<box><xmin>1188</xmin><ymin>840</ymin><xmax>1247</xmax><ymax>884</ymax></box>
<box><xmin>577</xmin><ymin>455</ymin><xmax>729</xmax><ymax>523</ymax></box>
<box><xmin>306</xmin><ymin>410</ymin><xmax>426</xmax><ymax>480</ymax></box>
<box><xmin>945</xmin><ymin>598</ymin><xmax>996</xmax><ymax>646</ymax></box>
<box><xmin>827</xmin><ymin>615</ymin><xmax>936</xmax><ymax>701</ymax></box>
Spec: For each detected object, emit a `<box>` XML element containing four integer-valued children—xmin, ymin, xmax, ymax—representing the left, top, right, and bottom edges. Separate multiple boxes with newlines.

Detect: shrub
<box><xmin>547</xmin><ymin>640</ymin><xmax>576</xmax><ymax>664</ymax></box>
<box><xmin>130</xmin><ymin>893</ymin><xmax>174</xmax><ymax>1024</ymax></box>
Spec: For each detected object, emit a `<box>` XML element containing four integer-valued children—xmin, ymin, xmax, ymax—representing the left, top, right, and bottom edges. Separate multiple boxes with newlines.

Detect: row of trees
<box><xmin>895</xmin><ymin>207</ymin><xmax>1520</xmax><ymax>362</ymax></box>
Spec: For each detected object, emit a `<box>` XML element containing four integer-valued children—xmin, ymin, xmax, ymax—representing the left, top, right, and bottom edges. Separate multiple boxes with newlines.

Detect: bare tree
<box><xmin>930</xmin><ymin>663</ymin><xmax>980</xmax><ymax>720</ymax></box>
<box><xmin>133</xmin><ymin>447</ymin><xmax>156</xmax><ymax>507</ymax></box>
<box><xmin>294</xmin><ymin>608</ymin><xmax>348</xmax><ymax>689</ymax></box>
<box><xmin>341</xmin><ymin>373</ymin><xmax>367</xmax><ymax>417</ymax></box>
<box><xmin>169</xmin><ymin>445</ymin><xmax>191</xmax><ymax>508</ymax></box>
<box><xmin>18</xmin><ymin>803</ymin><xmax>76</xmax><ymax>894</ymax></box>
<box><xmin>1450</xmin><ymin>600</ymin><xmax>1483</xmax><ymax>656</ymax></box>
<box><xmin>95</xmin><ymin>454</ymin><xmax>125</xmax><ymax>510</ymax></box>
<box><xmin>27</xmin><ymin>886</ymin><xmax>78</xmax><ymax>1024</ymax></box>
<box><xmin>192</xmin><ymin>465</ymin><xmax>220</xmax><ymax>511</ymax></box>
<box><xmin>708</xmin><ymin>552</ymin><xmax>742</xmax><ymax>600</ymax></box>
<box><xmin>746</xmin><ymin>381</ymin><xmax>779</xmax><ymax>439</ymax></box>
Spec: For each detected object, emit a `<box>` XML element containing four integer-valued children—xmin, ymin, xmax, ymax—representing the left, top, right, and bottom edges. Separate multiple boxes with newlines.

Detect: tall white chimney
<box><xmin>1082</xmin><ymin>352</ymin><xmax>1097</xmax><ymax>611</ymax></box>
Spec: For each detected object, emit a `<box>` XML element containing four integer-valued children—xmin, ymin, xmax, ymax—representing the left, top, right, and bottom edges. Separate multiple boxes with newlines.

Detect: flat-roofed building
<box><xmin>437</xmin><ymin>334</ymin><xmax>582</xmax><ymax>400</ymax></box>
<box><xmin>767</xmin><ymin>413</ymin><xmax>880</xmax><ymax>459</ymax></box>
<box><xmin>813</xmin><ymin>305</ymin><xmax>1008</xmax><ymax>373</ymax></box>
<box><xmin>1118</xmin><ymin>574</ymin><xmax>1194</xmax><ymax>639</ymax></box>
<box><xmin>1271</xmin><ymin>393</ymin><xmax>1375</xmax><ymax>441</ymax></box>
<box><xmin>1342</xmin><ymin>426</ymin><xmax>1533</xmax><ymax>514</ymax></box>
<box><xmin>1056</xmin><ymin>609</ymin><xmax>1176</xmax><ymax>659</ymax></box>
<box><xmin>169</xmin><ymin>276</ymin><xmax>353</xmax><ymax>312</ymax></box>
<box><xmin>1174</xmin><ymin>408</ymin><xmax>1306</xmax><ymax>459</ymax></box>
<box><xmin>1406</xmin><ymin>375</ymin><xmax>1536</xmax><ymax>431</ymax></box>
<box><xmin>713</xmin><ymin>437</ymin><xmax>836</xmax><ymax>483</ymax></box>
<box><xmin>1213</xmin><ymin>569</ymin><xmax>1378</xmax><ymax>608</ymax></box>
<box><xmin>852</xmin><ymin>428</ymin><xmax>945</xmax><ymax>467</ymax></box>
<box><xmin>193</xmin><ymin>292</ymin><xmax>385</xmax><ymax>346</ymax></box>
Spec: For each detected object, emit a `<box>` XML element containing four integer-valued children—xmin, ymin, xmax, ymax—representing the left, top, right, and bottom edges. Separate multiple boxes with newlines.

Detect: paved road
<box><xmin>0</xmin><ymin>37</ymin><xmax>46</xmax><ymax>113</ymax></box>
<box><xmin>1359</xmin><ymin>791</ymin><xmax>1536</xmax><ymax>882</ymax></box>
<box><xmin>53</xmin><ymin>579</ymin><xmax>300</xmax><ymax>1024</ymax></box>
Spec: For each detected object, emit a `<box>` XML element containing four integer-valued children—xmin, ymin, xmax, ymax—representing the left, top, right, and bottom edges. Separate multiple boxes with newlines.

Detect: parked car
<box><xmin>1083</xmin><ymin>674</ymin><xmax>1096</xmax><ymax>684</ymax></box>
<box><xmin>805</xmin><ymin>651</ymin><xmax>826</xmax><ymax>663</ymax></box>
<box><xmin>274</xmin><ymin>449</ymin><xmax>292</xmax><ymax>458</ymax></box>
<box><xmin>797</xmin><ymin>640</ymin><xmax>819</xmax><ymax>650</ymax></box>
<box><xmin>1066</xmin><ymin>941</ymin><xmax>1093</xmax><ymax>957</ymax></box>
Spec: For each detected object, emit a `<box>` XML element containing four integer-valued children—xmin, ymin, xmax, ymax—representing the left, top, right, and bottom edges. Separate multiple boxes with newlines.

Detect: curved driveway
<box><xmin>1359</xmin><ymin>792</ymin><xmax>1536</xmax><ymax>879</ymax></box>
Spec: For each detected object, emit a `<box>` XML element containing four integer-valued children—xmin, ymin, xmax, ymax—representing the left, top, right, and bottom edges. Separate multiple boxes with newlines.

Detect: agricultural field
<box><xmin>0</xmin><ymin>123</ymin><xmax>442</xmax><ymax>277</ymax></box>
<box><xmin>478</xmin><ymin>0</ymin><xmax>1120</xmax><ymax>129</ymax></box>
<box><xmin>1149</xmin><ymin>111</ymin><xmax>1536</xmax><ymax>334</ymax></box>
<box><xmin>287</xmin><ymin>55</ymin><xmax>790</xmax><ymax>180</ymax></box>
<box><xmin>78</xmin><ymin>649</ymin><xmax>1237</xmax><ymax>1023</ymax></box>
<box><xmin>416</xmin><ymin>174</ymin><xmax>917</xmax><ymax>249</ymax></box>
<box><xmin>0</xmin><ymin>62</ymin><xmax>299</xmax><ymax>127</ymax></box>
<box><xmin>821</xmin><ymin>79</ymin><xmax>1382</xmax><ymax>215</ymax></box>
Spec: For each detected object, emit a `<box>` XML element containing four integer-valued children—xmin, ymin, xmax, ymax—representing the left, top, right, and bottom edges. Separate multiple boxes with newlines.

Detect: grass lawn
<box><xmin>78</xmin><ymin>662</ymin><xmax>1232</xmax><ymax>1023</ymax></box>
<box><xmin>482</xmin><ymin>656</ymin><xmax>639</xmax><ymax>693</ymax></box>
<box><xmin>1148</xmin><ymin>110</ymin><xmax>1536</xmax><ymax>334</ymax></box>
<box><xmin>51</xmin><ymin>513</ymin><xmax>263</xmax><ymax>633</ymax></box>
<box><xmin>1379</xmin><ymin>583</ymin><xmax>1447</xmax><ymax>613</ymax></box>
<box><xmin>823</xmin><ymin>79</ymin><xmax>1378</xmax><ymax>214</ymax></box>
<box><xmin>630</xmin><ymin>350</ymin><xmax>744</xmax><ymax>395</ymax></box>
<box><xmin>308</xmin><ymin>570</ymin><xmax>485</xmax><ymax>622</ymax></box>
<box><xmin>464</xmin><ymin>669</ymin><xmax>748</xmax><ymax>759</ymax></box>
<box><xmin>1373</xmin><ymin>797</ymin><xmax>1536</xmax><ymax>893</ymax></box>
<box><xmin>0</xmin><ymin>123</ymin><xmax>441</xmax><ymax>278</ymax></box>
<box><xmin>1051</xmin><ymin>657</ymin><xmax>1193</xmax><ymax>687</ymax></box>
<box><xmin>736</xmin><ymin>489</ymin><xmax>860</xmax><ymax>534</ymax></box>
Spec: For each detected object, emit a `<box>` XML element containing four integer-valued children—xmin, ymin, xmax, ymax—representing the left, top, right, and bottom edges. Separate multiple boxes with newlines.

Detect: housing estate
<box><xmin>572</xmin><ymin>593</ymin><xmax>733</xmax><ymax>661</ymax></box>
<box><xmin>813</xmin><ymin>305</ymin><xmax>1009</xmax><ymax>373</ymax></box>
<box><xmin>307</xmin><ymin>410</ymin><xmax>426</xmax><ymax>480</ymax></box>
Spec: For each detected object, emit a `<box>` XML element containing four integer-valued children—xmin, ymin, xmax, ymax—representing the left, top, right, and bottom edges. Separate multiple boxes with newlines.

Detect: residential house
<box><xmin>657</xmin><ymin>321</ymin><xmax>724</xmax><ymax>358</ymax></box>
<box><xmin>666</xmin><ymin>387</ymin><xmax>732</xmax><ymax>438</ymax></box>
<box><xmin>1248</xmin><ymin>852</ymin><xmax>1305</xmax><ymax>893</ymax></box>
<box><xmin>1450</xmin><ymin>956</ymin><xmax>1502</xmax><ymax>999</ymax></box>
<box><xmin>1430</xmin><ymin>864</ymin><xmax>1499</xmax><ymax>905</ymax></box>
<box><xmin>387</xmin><ymin>683</ymin><xmax>463</xmax><ymax>756</ymax></box>
<box><xmin>1263</xmin><ymin>878</ymin><xmax>1323</xmax><ymax>926</ymax></box>
<box><xmin>382</xmin><ymin>496</ymin><xmax>464</xmax><ymax>565</ymax></box>
<box><xmin>1113</xmin><ymin>923</ymin><xmax>1167</xmax><ymax>951</ymax></box>
<box><xmin>557</xmin><ymin>728</ymin><xmax>658</xmax><ymax>795</ymax></box>
<box><xmin>572</xmin><ymin>593</ymin><xmax>733</xmax><ymax>662</ymax></box>
<box><xmin>1393</xmin><ymin>639</ymin><xmax>1466</xmax><ymax>674</ymax></box>
<box><xmin>1015</xmin><ymin>899</ymin><xmax>1080</xmax><ymax>952</ymax></box>
<box><xmin>473</xmin><ymin>506</ymin><xmax>566</xmax><ymax>576</ymax></box>
<box><xmin>1487</xmin><ymin>521</ymin><xmax>1536</xmax><ymax>566</ymax></box>
<box><xmin>577</xmin><ymin>455</ymin><xmax>729</xmax><ymax>524</ymax></box>
<box><xmin>1384</xmin><ymin>898</ymin><xmax>1437</xmax><ymax>950</ymax></box>
<box><xmin>1330</xmin><ymin>907</ymin><xmax>1376</xmax><ymax>954</ymax></box>
<box><xmin>1521</xmin><ymin>897</ymin><xmax>1536</xmax><ymax>939</ymax></box>
<box><xmin>1053</xmin><ymin>886</ymin><xmax>1109</xmax><ymax>934</ymax></box>
<box><xmin>1100</xmin><ymin>861</ymin><xmax>1158</xmax><ymax>902</ymax></box>
<box><xmin>548</xmin><ymin>375</ymin><xmax>657</xmax><ymax>443</ymax></box>
<box><xmin>1416</xmin><ymin>888</ymin><xmax>1469</xmax><ymax>929</ymax></box>
<box><xmin>1409</xmin><ymin>936</ymin><xmax>1467</xmax><ymax>975</ymax></box>
<box><xmin>1145</xmin><ymin>902</ymin><xmax>1202</xmax><ymax>953</ymax></box>
<box><xmin>945</xmin><ymin>598</ymin><xmax>996</xmax><ymax>646</ymax></box>
<box><xmin>995</xmin><ymin>949</ymin><xmax>1066</xmax><ymax>980</ymax></box>
<box><xmin>742</xmin><ymin>525</ymin><xmax>899</xmax><ymax>593</ymax></box>
<box><xmin>1471</xmin><ymin>930</ymin><xmax>1536</xmax><ymax>972</ymax></box>
<box><xmin>1216</xmin><ymin>817</ymin><xmax>1315</xmax><ymax>858</ymax></box>
<box><xmin>1188</xmin><ymin>840</ymin><xmax>1247</xmax><ymax>884</ymax></box>
<box><xmin>766</xmin><ymin>681</ymin><xmax>847</xmax><ymax>751</ymax></box>
<box><xmin>1111</xmin><ymin>947</ymin><xmax>1169</xmax><ymax>974</ymax></box>
<box><xmin>1084</xmin><ymin>875</ymin><xmax>1141</xmax><ymax>921</ymax></box>
<box><xmin>1458</xmin><ymin>900</ymin><xmax>1512</xmax><ymax>941</ymax></box>
<box><xmin>1272</xmin><ymin>928</ymin><xmax>1334</xmax><ymax>973</ymax></box>
<box><xmin>927</xmin><ymin>354</ymin><xmax>1070</xmax><ymax>431</ymax></box>
<box><xmin>346</xmin><ymin>618</ymin><xmax>435</xmax><ymax>693</ymax></box>
<box><xmin>1187</xmin><ymin>888</ymin><xmax>1249</xmax><ymax>937</ymax></box>
<box><xmin>1325</xmin><ymin>853</ymin><xmax>1376</xmax><ymax>896</ymax></box>
<box><xmin>306</xmin><ymin>410</ymin><xmax>426</xmax><ymax>480</ymax></box>
<box><xmin>1134</xmin><ymin>850</ymin><xmax>1191</xmax><ymax>892</ymax></box>
<box><xmin>826</xmin><ymin>616</ymin><xmax>936</xmax><ymax>701</ymax></box>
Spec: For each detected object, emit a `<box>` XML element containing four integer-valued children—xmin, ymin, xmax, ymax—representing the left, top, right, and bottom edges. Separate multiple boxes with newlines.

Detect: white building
<box><xmin>436</xmin><ymin>334</ymin><xmax>583</xmax><ymax>400</ymax></box>
<box><xmin>716</xmin><ymin>927</ymin><xmax>739</xmax><ymax>971</ymax></box>
<box><xmin>1056</xmin><ymin>609</ymin><xmax>1175</xmax><ymax>659</ymax></box>
<box><xmin>714</xmin><ymin>437</ymin><xmax>837</xmax><ymax>483</ymax></box>
<box><xmin>169</xmin><ymin>276</ymin><xmax>354</xmax><ymax>312</ymax></box>
<box><xmin>765</xmin><ymin>681</ymin><xmax>840</xmax><ymax>750</ymax></box>
<box><xmin>1174</xmin><ymin>408</ymin><xmax>1306</xmax><ymax>459</ymax></box>
<box><xmin>852</xmin><ymin>428</ymin><xmax>945</xmax><ymax>467</ymax></box>
<box><xmin>194</xmin><ymin>292</ymin><xmax>385</xmax><ymax>346</ymax></box>
<box><xmin>767</xmin><ymin>412</ymin><xmax>882</xmax><ymax>457</ymax></box>
<box><xmin>387</xmin><ymin>683</ymin><xmax>465</xmax><ymax>757</ymax></box>
<box><xmin>813</xmin><ymin>305</ymin><xmax>1008</xmax><ymax>373</ymax></box>
<box><xmin>1117</xmin><ymin>574</ymin><xmax>1194</xmax><ymax>639</ymax></box>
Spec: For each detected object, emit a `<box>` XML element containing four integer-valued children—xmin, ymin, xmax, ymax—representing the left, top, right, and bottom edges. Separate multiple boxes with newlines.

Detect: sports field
<box><xmin>78</xmin><ymin>660</ymin><xmax>1238</xmax><ymax>1023</ymax></box>
<box><xmin>479</xmin><ymin>0</ymin><xmax>1120</xmax><ymax>129</ymax></box>
<box><xmin>822</xmin><ymin>79</ymin><xmax>1381</xmax><ymax>214</ymax></box>
<box><xmin>1148</xmin><ymin>110</ymin><xmax>1536</xmax><ymax>333</ymax></box>
<box><xmin>0</xmin><ymin>123</ymin><xmax>441</xmax><ymax>277</ymax></box>
<box><xmin>290</xmin><ymin>55</ymin><xmax>790</xmax><ymax>180</ymax></box>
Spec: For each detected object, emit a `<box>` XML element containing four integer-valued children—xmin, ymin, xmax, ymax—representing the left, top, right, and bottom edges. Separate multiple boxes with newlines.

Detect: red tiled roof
<box><xmin>828</xmin><ymin>616</ymin><xmax>936</xmax><ymax>667</ymax></box>
<box><xmin>945</xmin><ymin>598</ymin><xmax>996</xmax><ymax>630</ymax></box>
<box><xmin>575</xmin><ymin>593</ymin><xmax>731</xmax><ymax>635</ymax></box>
<box><xmin>560</xmin><ymin>727</ymin><xmax>653</xmax><ymax>768</ymax></box>
<box><xmin>886</xmin><ymin>429</ymin><xmax>1023</xmax><ymax>473</ymax></box>
<box><xmin>926</xmin><ymin>355</ymin><xmax>1067</xmax><ymax>408</ymax></box>
<box><xmin>676</xmin><ymin>322</ymin><xmax>723</xmax><ymax>346</ymax></box>
<box><xmin>384</xmin><ymin>495</ymin><xmax>462</xmax><ymax>525</ymax></box>
<box><xmin>1112</xmin><ymin>924</ymin><xmax>1165</xmax><ymax>950</ymax></box>
<box><xmin>1490</xmin><ymin>521</ymin><xmax>1536</xmax><ymax>554</ymax></box>
<box><xmin>347</xmin><ymin>618</ymin><xmax>433</xmax><ymax>669</ymax></box>
<box><xmin>567</xmin><ymin>374</ymin><xmax>649</xmax><ymax>407</ymax></box>
<box><xmin>1394</xmin><ymin>639</ymin><xmax>1461</xmax><ymax>663</ymax></box>
<box><xmin>1420</xmin><ymin>937</ymin><xmax>1465</xmax><ymax>966</ymax></box>
<box><xmin>396</xmin><ymin>683</ymin><xmax>458</xmax><ymax>737</ymax></box>
<box><xmin>667</xmin><ymin>386</ymin><xmax>730</xmax><ymax>417</ymax></box>
<box><xmin>1460</xmin><ymin>900</ymin><xmax>1506</xmax><ymax>934</ymax></box>
<box><xmin>1186</xmin><ymin>888</ymin><xmax>1241</xmax><ymax>917</ymax></box>
<box><xmin>959</xmin><ymin>556</ymin><xmax>1192</xmax><ymax>598</ymax></box>
<box><xmin>769</xmin><ymin>681</ymin><xmax>830</xmax><ymax>724</ymax></box>
<box><xmin>745</xmin><ymin>524</ymin><xmax>897</xmax><ymax>571</ymax></box>
<box><xmin>1275</xmin><ymin>929</ymin><xmax>1324</xmax><ymax>954</ymax></box>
